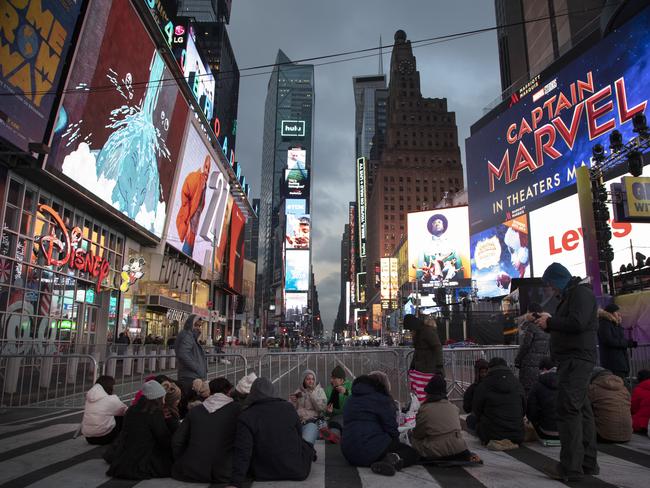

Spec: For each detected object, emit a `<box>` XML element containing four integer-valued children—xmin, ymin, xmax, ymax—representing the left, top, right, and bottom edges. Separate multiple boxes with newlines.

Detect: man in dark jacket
<box><xmin>463</xmin><ymin>358</ymin><xmax>489</xmax><ymax>431</ymax></box>
<box><xmin>228</xmin><ymin>378</ymin><xmax>314</xmax><ymax>488</ymax></box>
<box><xmin>527</xmin><ymin>357</ymin><xmax>559</xmax><ymax>440</ymax></box>
<box><xmin>535</xmin><ymin>262</ymin><xmax>599</xmax><ymax>482</ymax></box>
<box><xmin>172</xmin><ymin>377</ymin><xmax>242</xmax><ymax>483</ymax></box>
<box><xmin>176</xmin><ymin>314</ymin><xmax>208</xmax><ymax>395</ymax></box>
<box><xmin>472</xmin><ymin>357</ymin><xmax>525</xmax><ymax>448</ymax></box>
<box><xmin>598</xmin><ymin>304</ymin><xmax>636</xmax><ymax>380</ymax></box>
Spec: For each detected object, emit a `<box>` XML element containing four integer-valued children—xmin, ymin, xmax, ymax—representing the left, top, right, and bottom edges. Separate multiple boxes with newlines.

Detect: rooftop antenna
<box><xmin>378</xmin><ymin>35</ymin><xmax>384</xmax><ymax>75</ymax></box>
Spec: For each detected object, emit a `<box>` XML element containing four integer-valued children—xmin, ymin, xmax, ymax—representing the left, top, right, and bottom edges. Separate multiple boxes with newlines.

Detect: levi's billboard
<box><xmin>465</xmin><ymin>8</ymin><xmax>650</xmax><ymax>234</ymax></box>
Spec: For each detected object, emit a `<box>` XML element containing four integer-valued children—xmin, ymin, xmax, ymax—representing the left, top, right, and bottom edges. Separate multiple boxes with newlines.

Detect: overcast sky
<box><xmin>228</xmin><ymin>1</ymin><xmax>502</xmax><ymax>331</ymax></box>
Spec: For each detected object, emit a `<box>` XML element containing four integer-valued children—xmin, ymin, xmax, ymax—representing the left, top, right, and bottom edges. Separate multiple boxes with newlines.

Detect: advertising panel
<box><xmin>465</xmin><ymin>8</ymin><xmax>650</xmax><ymax>234</ymax></box>
<box><xmin>287</xmin><ymin>148</ymin><xmax>306</xmax><ymax>169</ymax></box>
<box><xmin>624</xmin><ymin>176</ymin><xmax>650</xmax><ymax>220</ymax></box>
<box><xmin>285</xmin><ymin>250</ymin><xmax>309</xmax><ymax>291</ymax></box>
<box><xmin>45</xmin><ymin>0</ymin><xmax>189</xmax><ymax>238</ymax></box>
<box><xmin>371</xmin><ymin>303</ymin><xmax>382</xmax><ymax>332</ymax></box>
<box><xmin>357</xmin><ymin>157</ymin><xmax>368</xmax><ymax>258</ymax></box>
<box><xmin>284</xmin><ymin>168</ymin><xmax>309</xmax><ymax>198</ymax></box>
<box><xmin>380</xmin><ymin>258</ymin><xmax>390</xmax><ymax>303</ymax></box>
<box><xmin>470</xmin><ymin>215</ymin><xmax>531</xmax><ymax>297</ymax></box>
<box><xmin>180</xmin><ymin>28</ymin><xmax>215</xmax><ymax>120</ymax></box>
<box><xmin>285</xmin><ymin>293</ymin><xmax>308</xmax><ymax>322</ymax></box>
<box><xmin>349</xmin><ymin>202</ymin><xmax>356</xmax><ymax>301</ymax></box>
<box><xmin>228</xmin><ymin>203</ymin><xmax>246</xmax><ymax>293</ymax></box>
<box><xmin>285</xmin><ymin>214</ymin><xmax>310</xmax><ymax>250</ymax></box>
<box><xmin>286</xmin><ymin>199</ymin><xmax>306</xmax><ymax>215</ymax></box>
<box><xmin>214</xmin><ymin>195</ymin><xmax>234</xmax><ymax>276</ymax></box>
<box><xmin>168</xmin><ymin>123</ymin><xmax>230</xmax><ymax>267</ymax></box>
<box><xmin>0</xmin><ymin>0</ymin><xmax>84</xmax><ymax>151</ymax></box>
<box><xmin>407</xmin><ymin>207</ymin><xmax>471</xmax><ymax>289</ymax></box>
<box><xmin>281</xmin><ymin>120</ymin><xmax>306</xmax><ymax>137</ymax></box>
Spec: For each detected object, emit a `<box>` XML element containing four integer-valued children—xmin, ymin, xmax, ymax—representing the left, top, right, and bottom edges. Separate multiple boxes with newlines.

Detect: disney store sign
<box><xmin>37</xmin><ymin>205</ymin><xmax>110</xmax><ymax>292</ymax></box>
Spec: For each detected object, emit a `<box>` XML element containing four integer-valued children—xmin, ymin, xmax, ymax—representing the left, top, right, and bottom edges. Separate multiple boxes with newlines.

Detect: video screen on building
<box><xmin>284</xmin><ymin>168</ymin><xmax>309</xmax><ymax>198</ymax></box>
<box><xmin>0</xmin><ymin>1</ymin><xmax>84</xmax><ymax>152</ymax></box>
<box><xmin>285</xmin><ymin>250</ymin><xmax>309</xmax><ymax>292</ymax></box>
<box><xmin>407</xmin><ymin>207</ymin><xmax>471</xmax><ymax>289</ymax></box>
<box><xmin>287</xmin><ymin>148</ymin><xmax>306</xmax><ymax>170</ymax></box>
<box><xmin>285</xmin><ymin>292</ymin><xmax>308</xmax><ymax>322</ymax></box>
<box><xmin>285</xmin><ymin>199</ymin><xmax>307</xmax><ymax>215</ymax></box>
<box><xmin>285</xmin><ymin>214</ymin><xmax>310</xmax><ymax>250</ymax></box>
<box><xmin>465</xmin><ymin>7</ymin><xmax>650</xmax><ymax>236</ymax></box>
<box><xmin>228</xmin><ymin>203</ymin><xmax>246</xmax><ymax>293</ymax></box>
<box><xmin>45</xmin><ymin>0</ymin><xmax>189</xmax><ymax>238</ymax></box>
<box><xmin>168</xmin><ymin>122</ymin><xmax>230</xmax><ymax>267</ymax></box>
<box><xmin>180</xmin><ymin>27</ymin><xmax>215</xmax><ymax>120</ymax></box>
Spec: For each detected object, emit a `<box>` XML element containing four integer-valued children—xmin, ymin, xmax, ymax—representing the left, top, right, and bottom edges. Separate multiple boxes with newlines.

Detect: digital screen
<box><xmin>284</xmin><ymin>168</ymin><xmax>309</xmax><ymax>198</ymax></box>
<box><xmin>228</xmin><ymin>203</ymin><xmax>246</xmax><ymax>293</ymax></box>
<box><xmin>470</xmin><ymin>215</ymin><xmax>531</xmax><ymax>297</ymax></box>
<box><xmin>285</xmin><ymin>199</ymin><xmax>307</xmax><ymax>215</ymax></box>
<box><xmin>407</xmin><ymin>207</ymin><xmax>471</xmax><ymax>289</ymax></box>
<box><xmin>0</xmin><ymin>0</ymin><xmax>84</xmax><ymax>151</ymax></box>
<box><xmin>285</xmin><ymin>293</ymin><xmax>308</xmax><ymax>322</ymax></box>
<box><xmin>466</xmin><ymin>8</ymin><xmax>650</xmax><ymax>235</ymax></box>
<box><xmin>285</xmin><ymin>249</ymin><xmax>309</xmax><ymax>291</ymax></box>
<box><xmin>180</xmin><ymin>29</ymin><xmax>215</xmax><ymax>120</ymax></box>
<box><xmin>285</xmin><ymin>214</ymin><xmax>310</xmax><ymax>250</ymax></box>
<box><xmin>168</xmin><ymin>123</ymin><xmax>230</xmax><ymax>267</ymax></box>
<box><xmin>45</xmin><ymin>0</ymin><xmax>188</xmax><ymax>238</ymax></box>
<box><xmin>287</xmin><ymin>148</ymin><xmax>306</xmax><ymax>169</ymax></box>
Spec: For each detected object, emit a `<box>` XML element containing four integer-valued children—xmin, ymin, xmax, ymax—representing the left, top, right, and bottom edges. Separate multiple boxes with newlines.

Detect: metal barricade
<box><xmin>0</xmin><ymin>354</ymin><xmax>98</xmax><ymax>408</ymax></box>
<box><xmin>258</xmin><ymin>350</ymin><xmax>405</xmax><ymax>404</ymax></box>
<box><xmin>630</xmin><ymin>344</ymin><xmax>650</xmax><ymax>379</ymax></box>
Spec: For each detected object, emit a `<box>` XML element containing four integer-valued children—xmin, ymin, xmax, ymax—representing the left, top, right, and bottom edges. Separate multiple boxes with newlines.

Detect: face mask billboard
<box><xmin>285</xmin><ymin>249</ymin><xmax>309</xmax><ymax>292</ymax></box>
<box><xmin>45</xmin><ymin>0</ymin><xmax>188</xmax><ymax>238</ymax></box>
<box><xmin>287</xmin><ymin>148</ymin><xmax>306</xmax><ymax>170</ymax></box>
<box><xmin>285</xmin><ymin>214</ymin><xmax>310</xmax><ymax>250</ymax></box>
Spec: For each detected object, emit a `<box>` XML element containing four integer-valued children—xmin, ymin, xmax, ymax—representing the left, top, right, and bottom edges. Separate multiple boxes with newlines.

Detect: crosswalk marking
<box><xmin>621</xmin><ymin>436</ymin><xmax>650</xmax><ymax>454</ymax></box>
<box><xmin>133</xmin><ymin>479</ymin><xmax>209</xmax><ymax>488</ymax></box>
<box><xmin>25</xmin><ymin>459</ymin><xmax>110</xmax><ymax>488</ymax></box>
<box><xmin>358</xmin><ymin>464</ymin><xmax>442</xmax><ymax>487</ymax></box>
<box><xmin>0</xmin><ymin>424</ymin><xmax>78</xmax><ymax>455</ymax></box>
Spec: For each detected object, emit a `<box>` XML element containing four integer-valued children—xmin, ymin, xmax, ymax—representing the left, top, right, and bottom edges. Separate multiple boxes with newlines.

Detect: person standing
<box><xmin>598</xmin><ymin>303</ymin><xmax>637</xmax><ymax>381</ymax></box>
<box><xmin>535</xmin><ymin>263</ymin><xmax>599</xmax><ymax>482</ymax></box>
<box><xmin>404</xmin><ymin>314</ymin><xmax>444</xmax><ymax>405</ymax></box>
<box><xmin>515</xmin><ymin>303</ymin><xmax>550</xmax><ymax>396</ymax></box>
<box><xmin>176</xmin><ymin>315</ymin><xmax>208</xmax><ymax>396</ymax></box>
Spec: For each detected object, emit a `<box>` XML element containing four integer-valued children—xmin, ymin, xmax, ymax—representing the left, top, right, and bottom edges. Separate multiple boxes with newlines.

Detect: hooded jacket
<box><xmin>462</xmin><ymin>359</ymin><xmax>489</xmax><ymax>414</ymax></box>
<box><xmin>515</xmin><ymin>320</ymin><xmax>550</xmax><ymax>393</ymax></box>
<box><xmin>341</xmin><ymin>375</ymin><xmax>398</xmax><ymax>467</ymax></box>
<box><xmin>408</xmin><ymin>316</ymin><xmax>444</xmax><ymax>374</ymax></box>
<box><xmin>229</xmin><ymin>378</ymin><xmax>313</xmax><ymax>488</ymax></box>
<box><xmin>472</xmin><ymin>365</ymin><xmax>525</xmax><ymax>445</ymax></box>
<box><xmin>176</xmin><ymin>164</ymin><xmax>209</xmax><ymax>248</ymax></box>
<box><xmin>291</xmin><ymin>369</ymin><xmax>327</xmax><ymax>422</ymax></box>
<box><xmin>412</xmin><ymin>398</ymin><xmax>467</xmax><ymax>459</ymax></box>
<box><xmin>171</xmin><ymin>393</ymin><xmax>242</xmax><ymax>483</ymax></box>
<box><xmin>526</xmin><ymin>370</ymin><xmax>559</xmax><ymax>435</ymax></box>
<box><xmin>588</xmin><ymin>369</ymin><xmax>632</xmax><ymax>442</ymax></box>
<box><xmin>176</xmin><ymin>315</ymin><xmax>207</xmax><ymax>381</ymax></box>
<box><xmin>631</xmin><ymin>379</ymin><xmax>650</xmax><ymax>432</ymax></box>
<box><xmin>546</xmin><ymin>278</ymin><xmax>598</xmax><ymax>364</ymax></box>
<box><xmin>597</xmin><ymin>309</ymin><xmax>632</xmax><ymax>374</ymax></box>
<box><xmin>81</xmin><ymin>383</ymin><xmax>128</xmax><ymax>438</ymax></box>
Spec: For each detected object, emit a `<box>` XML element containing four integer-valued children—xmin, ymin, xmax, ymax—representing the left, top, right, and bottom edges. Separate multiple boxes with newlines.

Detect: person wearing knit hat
<box><xmin>534</xmin><ymin>262</ymin><xmax>599</xmax><ymax>482</ymax></box>
<box><xmin>289</xmin><ymin>369</ymin><xmax>327</xmax><ymax>446</ymax></box>
<box><xmin>229</xmin><ymin>372</ymin><xmax>257</xmax><ymax>403</ymax></box>
<box><xmin>143</xmin><ymin>380</ymin><xmax>166</xmax><ymax>399</ymax></box>
<box><xmin>322</xmin><ymin>365</ymin><xmax>352</xmax><ymax>444</ymax></box>
<box><xmin>598</xmin><ymin>302</ymin><xmax>636</xmax><ymax>381</ymax></box>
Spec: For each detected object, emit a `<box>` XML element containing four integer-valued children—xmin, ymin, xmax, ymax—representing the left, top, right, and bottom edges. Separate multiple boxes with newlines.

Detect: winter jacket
<box><xmin>106</xmin><ymin>406</ymin><xmax>172</xmax><ymax>479</ymax></box>
<box><xmin>324</xmin><ymin>380</ymin><xmax>352</xmax><ymax>417</ymax></box>
<box><xmin>515</xmin><ymin>321</ymin><xmax>550</xmax><ymax>394</ymax></box>
<box><xmin>176</xmin><ymin>167</ymin><xmax>208</xmax><ymax>248</ymax></box>
<box><xmin>341</xmin><ymin>376</ymin><xmax>398</xmax><ymax>467</ymax></box>
<box><xmin>472</xmin><ymin>365</ymin><xmax>526</xmax><ymax>445</ymax></box>
<box><xmin>291</xmin><ymin>370</ymin><xmax>327</xmax><ymax>422</ymax></box>
<box><xmin>81</xmin><ymin>383</ymin><xmax>127</xmax><ymax>438</ymax></box>
<box><xmin>588</xmin><ymin>370</ymin><xmax>632</xmax><ymax>442</ymax></box>
<box><xmin>631</xmin><ymin>379</ymin><xmax>650</xmax><ymax>432</ymax></box>
<box><xmin>526</xmin><ymin>370</ymin><xmax>559</xmax><ymax>435</ymax></box>
<box><xmin>176</xmin><ymin>328</ymin><xmax>207</xmax><ymax>381</ymax></box>
<box><xmin>171</xmin><ymin>393</ymin><xmax>242</xmax><ymax>483</ymax></box>
<box><xmin>546</xmin><ymin>278</ymin><xmax>598</xmax><ymax>364</ymax></box>
<box><xmin>411</xmin><ymin>320</ymin><xmax>444</xmax><ymax>374</ymax></box>
<box><xmin>412</xmin><ymin>399</ymin><xmax>467</xmax><ymax>459</ymax></box>
<box><xmin>598</xmin><ymin>309</ymin><xmax>632</xmax><ymax>375</ymax></box>
<box><xmin>229</xmin><ymin>397</ymin><xmax>313</xmax><ymax>488</ymax></box>
<box><xmin>462</xmin><ymin>359</ymin><xmax>489</xmax><ymax>414</ymax></box>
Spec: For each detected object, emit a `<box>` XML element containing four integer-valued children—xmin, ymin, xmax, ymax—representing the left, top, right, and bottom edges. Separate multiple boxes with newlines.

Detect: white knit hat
<box><xmin>142</xmin><ymin>380</ymin><xmax>166</xmax><ymax>400</ymax></box>
<box><xmin>236</xmin><ymin>372</ymin><xmax>258</xmax><ymax>394</ymax></box>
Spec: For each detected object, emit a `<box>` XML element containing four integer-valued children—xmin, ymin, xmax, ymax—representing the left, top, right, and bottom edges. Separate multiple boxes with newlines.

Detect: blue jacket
<box><xmin>341</xmin><ymin>376</ymin><xmax>398</xmax><ymax>467</ymax></box>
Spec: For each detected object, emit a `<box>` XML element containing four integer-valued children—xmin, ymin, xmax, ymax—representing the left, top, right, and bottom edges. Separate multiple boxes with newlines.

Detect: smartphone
<box><xmin>295</xmin><ymin>391</ymin><xmax>303</xmax><ymax>398</ymax></box>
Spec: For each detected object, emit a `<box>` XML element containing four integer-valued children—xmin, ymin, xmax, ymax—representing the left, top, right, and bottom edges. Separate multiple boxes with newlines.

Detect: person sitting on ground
<box><xmin>598</xmin><ymin>304</ymin><xmax>636</xmax><ymax>381</ymax></box>
<box><xmin>163</xmin><ymin>383</ymin><xmax>182</xmax><ymax>433</ymax></box>
<box><xmin>472</xmin><ymin>357</ymin><xmax>525</xmax><ymax>450</ymax></box>
<box><xmin>321</xmin><ymin>365</ymin><xmax>352</xmax><ymax>443</ymax></box>
<box><xmin>526</xmin><ymin>357</ymin><xmax>559</xmax><ymax>441</ymax></box>
<box><xmin>289</xmin><ymin>369</ymin><xmax>327</xmax><ymax>445</ymax></box>
<box><xmin>228</xmin><ymin>378</ymin><xmax>314</xmax><ymax>488</ymax></box>
<box><xmin>81</xmin><ymin>375</ymin><xmax>128</xmax><ymax>445</ymax></box>
<box><xmin>231</xmin><ymin>372</ymin><xmax>257</xmax><ymax>403</ymax></box>
<box><xmin>588</xmin><ymin>367</ymin><xmax>632</xmax><ymax>443</ymax></box>
<box><xmin>341</xmin><ymin>371</ymin><xmax>419</xmax><ymax>476</ymax></box>
<box><xmin>404</xmin><ymin>314</ymin><xmax>444</xmax><ymax>404</ymax></box>
<box><xmin>131</xmin><ymin>374</ymin><xmax>171</xmax><ymax>406</ymax></box>
<box><xmin>412</xmin><ymin>374</ymin><xmax>481</xmax><ymax>464</ymax></box>
<box><xmin>515</xmin><ymin>303</ymin><xmax>550</xmax><ymax>396</ymax></box>
<box><xmin>631</xmin><ymin>370</ymin><xmax>650</xmax><ymax>434</ymax></box>
<box><xmin>106</xmin><ymin>380</ymin><xmax>173</xmax><ymax>479</ymax></box>
<box><xmin>172</xmin><ymin>378</ymin><xmax>242</xmax><ymax>483</ymax></box>
<box><xmin>463</xmin><ymin>358</ymin><xmax>489</xmax><ymax>432</ymax></box>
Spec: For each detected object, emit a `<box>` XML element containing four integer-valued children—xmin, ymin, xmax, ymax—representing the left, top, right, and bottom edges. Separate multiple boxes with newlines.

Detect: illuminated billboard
<box><xmin>287</xmin><ymin>148</ymin><xmax>306</xmax><ymax>170</ymax></box>
<box><xmin>284</xmin><ymin>168</ymin><xmax>309</xmax><ymax>198</ymax></box>
<box><xmin>407</xmin><ymin>207</ymin><xmax>471</xmax><ymax>289</ymax></box>
<box><xmin>285</xmin><ymin>293</ymin><xmax>308</xmax><ymax>322</ymax></box>
<box><xmin>168</xmin><ymin>122</ymin><xmax>230</xmax><ymax>267</ymax></box>
<box><xmin>0</xmin><ymin>0</ymin><xmax>84</xmax><ymax>152</ymax></box>
<box><xmin>180</xmin><ymin>27</ymin><xmax>215</xmax><ymax>120</ymax></box>
<box><xmin>357</xmin><ymin>157</ymin><xmax>368</xmax><ymax>258</ymax></box>
<box><xmin>285</xmin><ymin>214</ymin><xmax>310</xmax><ymax>250</ymax></box>
<box><xmin>470</xmin><ymin>215</ymin><xmax>531</xmax><ymax>297</ymax></box>
<box><xmin>465</xmin><ymin>8</ymin><xmax>650</xmax><ymax>235</ymax></box>
<box><xmin>285</xmin><ymin>250</ymin><xmax>309</xmax><ymax>292</ymax></box>
<box><xmin>380</xmin><ymin>258</ymin><xmax>398</xmax><ymax>309</ymax></box>
<box><xmin>45</xmin><ymin>0</ymin><xmax>189</xmax><ymax>238</ymax></box>
<box><xmin>228</xmin><ymin>203</ymin><xmax>246</xmax><ymax>293</ymax></box>
<box><xmin>282</xmin><ymin>121</ymin><xmax>306</xmax><ymax>137</ymax></box>
<box><xmin>286</xmin><ymin>199</ymin><xmax>306</xmax><ymax>215</ymax></box>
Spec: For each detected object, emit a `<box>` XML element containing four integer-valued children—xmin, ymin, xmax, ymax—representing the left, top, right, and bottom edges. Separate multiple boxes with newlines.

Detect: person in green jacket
<box><xmin>320</xmin><ymin>365</ymin><xmax>352</xmax><ymax>443</ymax></box>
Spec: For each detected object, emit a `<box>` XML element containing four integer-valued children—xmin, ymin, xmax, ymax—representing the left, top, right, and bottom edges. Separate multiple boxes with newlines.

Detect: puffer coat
<box><xmin>515</xmin><ymin>320</ymin><xmax>550</xmax><ymax>394</ymax></box>
<box><xmin>588</xmin><ymin>369</ymin><xmax>632</xmax><ymax>442</ymax></box>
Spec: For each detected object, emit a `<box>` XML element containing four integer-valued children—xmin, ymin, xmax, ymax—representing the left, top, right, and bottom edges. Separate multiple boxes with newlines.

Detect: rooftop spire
<box><xmin>378</xmin><ymin>35</ymin><xmax>384</xmax><ymax>75</ymax></box>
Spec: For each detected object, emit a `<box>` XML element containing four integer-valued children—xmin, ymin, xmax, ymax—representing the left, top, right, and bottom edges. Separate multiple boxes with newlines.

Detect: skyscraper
<box><xmin>257</xmin><ymin>50</ymin><xmax>314</xmax><ymax>333</ymax></box>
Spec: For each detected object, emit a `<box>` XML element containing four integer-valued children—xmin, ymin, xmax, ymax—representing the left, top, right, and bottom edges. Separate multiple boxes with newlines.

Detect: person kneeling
<box><xmin>172</xmin><ymin>377</ymin><xmax>242</xmax><ymax>483</ymax></box>
<box><xmin>412</xmin><ymin>374</ymin><xmax>481</xmax><ymax>464</ymax></box>
<box><xmin>527</xmin><ymin>358</ymin><xmax>560</xmax><ymax>441</ymax></box>
<box><xmin>81</xmin><ymin>376</ymin><xmax>127</xmax><ymax>445</ymax></box>
<box><xmin>588</xmin><ymin>367</ymin><xmax>632</xmax><ymax>443</ymax></box>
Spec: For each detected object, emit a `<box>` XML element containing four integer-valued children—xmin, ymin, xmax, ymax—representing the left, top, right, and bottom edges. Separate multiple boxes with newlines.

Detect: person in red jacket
<box><xmin>176</xmin><ymin>155</ymin><xmax>211</xmax><ymax>256</ymax></box>
<box><xmin>631</xmin><ymin>370</ymin><xmax>650</xmax><ymax>433</ymax></box>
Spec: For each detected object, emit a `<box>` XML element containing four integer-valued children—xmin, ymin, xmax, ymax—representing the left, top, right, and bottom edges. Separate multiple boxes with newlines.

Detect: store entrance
<box><xmin>69</xmin><ymin>303</ymin><xmax>99</xmax><ymax>350</ymax></box>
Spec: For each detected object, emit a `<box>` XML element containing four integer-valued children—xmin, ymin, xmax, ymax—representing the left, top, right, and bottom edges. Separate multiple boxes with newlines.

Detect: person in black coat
<box><xmin>463</xmin><ymin>358</ymin><xmax>489</xmax><ymax>431</ymax></box>
<box><xmin>106</xmin><ymin>381</ymin><xmax>172</xmax><ymax>479</ymax></box>
<box><xmin>598</xmin><ymin>304</ymin><xmax>636</xmax><ymax>380</ymax></box>
<box><xmin>228</xmin><ymin>377</ymin><xmax>314</xmax><ymax>488</ymax></box>
<box><xmin>526</xmin><ymin>357</ymin><xmax>559</xmax><ymax>440</ymax></box>
<box><xmin>472</xmin><ymin>357</ymin><xmax>525</xmax><ymax>447</ymax></box>
<box><xmin>341</xmin><ymin>372</ymin><xmax>419</xmax><ymax>476</ymax></box>
<box><xmin>172</xmin><ymin>377</ymin><xmax>242</xmax><ymax>483</ymax></box>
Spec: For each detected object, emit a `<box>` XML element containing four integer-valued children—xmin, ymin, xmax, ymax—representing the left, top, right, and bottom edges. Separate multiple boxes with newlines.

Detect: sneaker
<box><xmin>371</xmin><ymin>461</ymin><xmax>396</xmax><ymax>476</ymax></box>
<box><xmin>541</xmin><ymin>462</ymin><xmax>584</xmax><ymax>482</ymax></box>
<box><xmin>487</xmin><ymin>439</ymin><xmax>519</xmax><ymax>451</ymax></box>
<box><xmin>319</xmin><ymin>427</ymin><xmax>340</xmax><ymax>444</ymax></box>
<box><xmin>384</xmin><ymin>452</ymin><xmax>404</xmax><ymax>471</ymax></box>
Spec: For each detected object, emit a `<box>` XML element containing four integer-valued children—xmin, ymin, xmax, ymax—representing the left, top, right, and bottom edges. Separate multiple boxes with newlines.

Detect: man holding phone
<box><xmin>320</xmin><ymin>366</ymin><xmax>352</xmax><ymax>443</ymax></box>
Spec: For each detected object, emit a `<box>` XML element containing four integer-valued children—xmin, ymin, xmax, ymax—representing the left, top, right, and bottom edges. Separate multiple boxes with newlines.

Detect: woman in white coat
<box><xmin>81</xmin><ymin>375</ymin><xmax>128</xmax><ymax>445</ymax></box>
